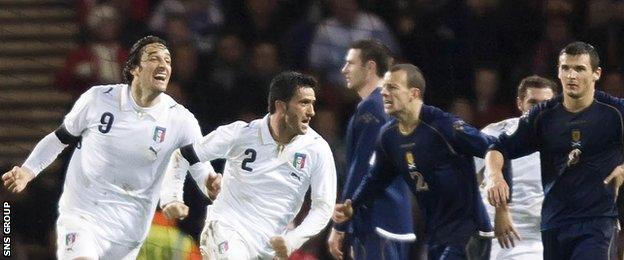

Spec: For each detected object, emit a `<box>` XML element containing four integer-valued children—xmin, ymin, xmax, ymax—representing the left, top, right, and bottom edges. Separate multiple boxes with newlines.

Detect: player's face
<box><xmin>558</xmin><ymin>53</ymin><xmax>600</xmax><ymax>100</ymax></box>
<box><xmin>341</xmin><ymin>49</ymin><xmax>367</xmax><ymax>90</ymax></box>
<box><xmin>381</xmin><ymin>70</ymin><xmax>413</xmax><ymax>116</ymax></box>
<box><xmin>284</xmin><ymin>87</ymin><xmax>316</xmax><ymax>135</ymax></box>
<box><xmin>517</xmin><ymin>87</ymin><xmax>554</xmax><ymax>114</ymax></box>
<box><xmin>133</xmin><ymin>43</ymin><xmax>172</xmax><ymax>94</ymax></box>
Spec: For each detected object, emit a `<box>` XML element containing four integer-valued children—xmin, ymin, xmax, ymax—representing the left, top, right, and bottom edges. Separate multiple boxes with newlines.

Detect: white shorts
<box><xmin>199</xmin><ymin>220</ymin><xmax>256</xmax><ymax>260</ymax></box>
<box><xmin>56</xmin><ymin>214</ymin><xmax>141</xmax><ymax>260</ymax></box>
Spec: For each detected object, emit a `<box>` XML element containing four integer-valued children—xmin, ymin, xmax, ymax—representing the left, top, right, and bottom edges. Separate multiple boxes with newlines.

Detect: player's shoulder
<box><xmin>420</xmin><ymin>105</ymin><xmax>458</xmax><ymax>127</ymax></box>
<box><xmin>482</xmin><ymin>117</ymin><xmax>520</xmax><ymax>136</ymax></box>
<box><xmin>301</xmin><ymin>127</ymin><xmax>332</xmax><ymax>151</ymax></box>
<box><xmin>85</xmin><ymin>84</ymin><xmax>125</xmax><ymax>99</ymax></box>
<box><xmin>595</xmin><ymin>90</ymin><xmax>624</xmax><ymax>110</ymax></box>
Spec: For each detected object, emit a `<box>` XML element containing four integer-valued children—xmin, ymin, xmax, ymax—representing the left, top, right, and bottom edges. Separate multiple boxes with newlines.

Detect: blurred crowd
<box><xmin>17</xmin><ymin>0</ymin><xmax>624</xmax><ymax>258</ymax></box>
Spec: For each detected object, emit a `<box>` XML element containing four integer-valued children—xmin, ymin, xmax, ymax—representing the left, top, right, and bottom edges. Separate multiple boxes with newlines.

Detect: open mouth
<box><xmin>153</xmin><ymin>71</ymin><xmax>167</xmax><ymax>82</ymax></box>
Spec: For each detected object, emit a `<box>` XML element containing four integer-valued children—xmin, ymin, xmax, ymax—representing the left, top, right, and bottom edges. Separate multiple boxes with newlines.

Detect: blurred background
<box><xmin>1</xmin><ymin>0</ymin><xmax>623</xmax><ymax>259</ymax></box>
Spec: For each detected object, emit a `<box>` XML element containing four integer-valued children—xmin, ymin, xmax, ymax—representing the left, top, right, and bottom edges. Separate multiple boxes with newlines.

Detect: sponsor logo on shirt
<box><xmin>153</xmin><ymin>126</ymin><xmax>166</xmax><ymax>143</ymax></box>
<box><xmin>290</xmin><ymin>172</ymin><xmax>301</xmax><ymax>181</ymax></box>
<box><xmin>293</xmin><ymin>153</ymin><xmax>307</xmax><ymax>170</ymax></box>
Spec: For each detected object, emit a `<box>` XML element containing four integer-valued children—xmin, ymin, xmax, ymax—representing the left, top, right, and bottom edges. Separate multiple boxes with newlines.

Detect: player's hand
<box><xmin>270</xmin><ymin>236</ymin><xmax>289</xmax><ymax>259</ymax></box>
<box><xmin>2</xmin><ymin>166</ymin><xmax>35</xmax><ymax>193</ymax></box>
<box><xmin>485</xmin><ymin>172</ymin><xmax>509</xmax><ymax>207</ymax></box>
<box><xmin>162</xmin><ymin>201</ymin><xmax>189</xmax><ymax>220</ymax></box>
<box><xmin>327</xmin><ymin>228</ymin><xmax>345</xmax><ymax>259</ymax></box>
<box><xmin>332</xmin><ymin>200</ymin><xmax>353</xmax><ymax>224</ymax></box>
<box><xmin>205</xmin><ymin>172</ymin><xmax>222</xmax><ymax>200</ymax></box>
<box><xmin>494</xmin><ymin>206</ymin><xmax>520</xmax><ymax>249</ymax></box>
<box><xmin>604</xmin><ymin>165</ymin><xmax>624</xmax><ymax>198</ymax></box>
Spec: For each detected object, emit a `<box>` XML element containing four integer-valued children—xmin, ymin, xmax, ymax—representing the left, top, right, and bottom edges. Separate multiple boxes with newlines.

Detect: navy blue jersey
<box><xmin>351</xmin><ymin>105</ymin><xmax>493</xmax><ymax>244</ymax></box>
<box><xmin>337</xmin><ymin>88</ymin><xmax>413</xmax><ymax>236</ymax></box>
<box><xmin>492</xmin><ymin>90</ymin><xmax>622</xmax><ymax>230</ymax></box>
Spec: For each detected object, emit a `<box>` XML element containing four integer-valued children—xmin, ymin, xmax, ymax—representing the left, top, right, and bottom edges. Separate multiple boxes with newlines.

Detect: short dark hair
<box><xmin>389</xmin><ymin>64</ymin><xmax>426</xmax><ymax>95</ymax></box>
<box><xmin>559</xmin><ymin>41</ymin><xmax>600</xmax><ymax>71</ymax></box>
<box><xmin>123</xmin><ymin>35</ymin><xmax>169</xmax><ymax>83</ymax></box>
<box><xmin>268</xmin><ymin>71</ymin><xmax>318</xmax><ymax>113</ymax></box>
<box><xmin>349</xmin><ymin>39</ymin><xmax>391</xmax><ymax>77</ymax></box>
<box><xmin>517</xmin><ymin>75</ymin><xmax>558</xmax><ymax>100</ymax></box>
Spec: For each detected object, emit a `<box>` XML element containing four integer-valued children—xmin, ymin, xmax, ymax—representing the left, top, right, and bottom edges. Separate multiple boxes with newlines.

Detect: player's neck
<box><xmin>130</xmin><ymin>82</ymin><xmax>161</xmax><ymax>107</ymax></box>
<box><xmin>397</xmin><ymin>100</ymin><xmax>423</xmax><ymax>135</ymax></box>
<box><xmin>563</xmin><ymin>88</ymin><xmax>594</xmax><ymax>113</ymax></box>
<box><xmin>268</xmin><ymin>114</ymin><xmax>295</xmax><ymax>144</ymax></box>
<box><xmin>357</xmin><ymin>77</ymin><xmax>381</xmax><ymax>99</ymax></box>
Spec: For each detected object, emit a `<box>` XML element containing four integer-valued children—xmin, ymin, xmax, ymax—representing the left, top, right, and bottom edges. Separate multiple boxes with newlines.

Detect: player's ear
<box><xmin>593</xmin><ymin>67</ymin><xmax>602</xmax><ymax>81</ymax></box>
<box><xmin>131</xmin><ymin>65</ymin><xmax>141</xmax><ymax>78</ymax></box>
<box><xmin>411</xmin><ymin>87</ymin><xmax>421</xmax><ymax>100</ymax></box>
<box><xmin>275</xmin><ymin>100</ymin><xmax>287</xmax><ymax>113</ymax></box>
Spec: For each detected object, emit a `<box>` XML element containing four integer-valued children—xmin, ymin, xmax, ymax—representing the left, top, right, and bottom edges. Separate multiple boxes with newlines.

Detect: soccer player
<box><xmin>474</xmin><ymin>75</ymin><xmax>557</xmax><ymax>258</ymax></box>
<box><xmin>162</xmin><ymin>71</ymin><xmax>337</xmax><ymax>259</ymax></box>
<box><xmin>2</xmin><ymin>35</ymin><xmax>215</xmax><ymax>259</ymax></box>
<box><xmin>486</xmin><ymin>41</ymin><xmax>624</xmax><ymax>259</ymax></box>
<box><xmin>334</xmin><ymin>64</ymin><xmax>494</xmax><ymax>259</ymax></box>
<box><xmin>327</xmin><ymin>39</ymin><xmax>414</xmax><ymax>260</ymax></box>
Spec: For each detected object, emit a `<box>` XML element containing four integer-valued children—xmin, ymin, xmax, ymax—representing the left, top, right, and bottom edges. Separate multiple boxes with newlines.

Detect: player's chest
<box><xmin>540</xmin><ymin>109</ymin><xmax>621</xmax><ymax>152</ymax></box>
<box><xmin>81</xmin><ymin>109</ymin><xmax>178</xmax><ymax>161</ymax></box>
<box><xmin>227</xmin><ymin>143</ymin><xmax>313</xmax><ymax>187</ymax></box>
<box><xmin>388</xmin><ymin>128</ymin><xmax>453</xmax><ymax>171</ymax></box>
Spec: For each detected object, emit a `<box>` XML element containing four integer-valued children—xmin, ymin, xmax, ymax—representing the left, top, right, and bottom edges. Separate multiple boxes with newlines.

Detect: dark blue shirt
<box><xmin>336</xmin><ymin>88</ymin><xmax>413</xmax><ymax>236</ymax></box>
<box><xmin>492</xmin><ymin>91</ymin><xmax>622</xmax><ymax>230</ymax></box>
<box><xmin>352</xmin><ymin>105</ymin><xmax>492</xmax><ymax>244</ymax></box>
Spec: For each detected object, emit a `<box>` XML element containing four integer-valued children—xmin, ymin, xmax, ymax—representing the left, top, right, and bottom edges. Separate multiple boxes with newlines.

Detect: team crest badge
<box><xmin>153</xmin><ymin>126</ymin><xmax>166</xmax><ymax>143</ymax></box>
<box><xmin>571</xmin><ymin>129</ymin><xmax>581</xmax><ymax>148</ymax></box>
<box><xmin>218</xmin><ymin>241</ymin><xmax>229</xmax><ymax>254</ymax></box>
<box><xmin>66</xmin><ymin>232</ymin><xmax>77</xmax><ymax>251</ymax></box>
<box><xmin>293</xmin><ymin>153</ymin><xmax>307</xmax><ymax>169</ymax></box>
<box><xmin>405</xmin><ymin>151</ymin><xmax>416</xmax><ymax>171</ymax></box>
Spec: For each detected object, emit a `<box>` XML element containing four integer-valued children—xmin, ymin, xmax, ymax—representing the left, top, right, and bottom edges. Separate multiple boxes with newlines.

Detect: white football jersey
<box><xmin>193</xmin><ymin>115</ymin><xmax>337</xmax><ymax>258</ymax></box>
<box><xmin>476</xmin><ymin>117</ymin><xmax>543</xmax><ymax>241</ymax></box>
<box><xmin>59</xmin><ymin>84</ymin><xmax>206</xmax><ymax>247</ymax></box>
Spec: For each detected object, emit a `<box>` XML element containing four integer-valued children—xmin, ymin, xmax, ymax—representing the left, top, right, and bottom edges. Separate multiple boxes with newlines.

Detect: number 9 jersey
<box><xmin>59</xmin><ymin>84</ymin><xmax>207</xmax><ymax>247</ymax></box>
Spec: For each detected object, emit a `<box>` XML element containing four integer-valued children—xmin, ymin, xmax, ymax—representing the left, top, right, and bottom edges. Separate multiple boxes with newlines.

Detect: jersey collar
<box><xmin>119</xmin><ymin>84</ymin><xmax>167</xmax><ymax>120</ymax></box>
<box><xmin>260</xmin><ymin>114</ymin><xmax>276</xmax><ymax>145</ymax></box>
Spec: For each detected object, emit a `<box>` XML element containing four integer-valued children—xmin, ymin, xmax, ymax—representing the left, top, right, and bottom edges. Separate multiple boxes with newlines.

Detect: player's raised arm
<box><xmin>3</xmin><ymin>84</ymin><xmax>93</xmax><ymax>193</ymax></box>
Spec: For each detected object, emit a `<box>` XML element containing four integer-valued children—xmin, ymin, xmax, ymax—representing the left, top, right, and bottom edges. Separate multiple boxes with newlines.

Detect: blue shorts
<box><xmin>351</xmin><ymin>232</ymin><xmax>412</xmax><ymax>260</ymax></box>
<box><xmin>541</xmin><ymin>218</ymin><xmax>617</xmax><ymax>260</ymax></box>
<box><xmin>429</xmin><ymin>234</ymin><xmax>489</xmax><ymax>260</ymax></box>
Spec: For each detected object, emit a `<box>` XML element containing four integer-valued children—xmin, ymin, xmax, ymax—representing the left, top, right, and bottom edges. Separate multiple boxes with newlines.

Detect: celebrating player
<box><xmin>162</xmin><ymin>71</ymin><xmax>337</xmax><ymax>259</ymax></box>
<box><xmin>2</xmin><ymin>35</ymin><xmax>215</xmax><ymax>259</ymax></box>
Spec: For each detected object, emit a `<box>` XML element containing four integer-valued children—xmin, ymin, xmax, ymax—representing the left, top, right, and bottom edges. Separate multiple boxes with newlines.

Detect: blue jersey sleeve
<box><xmin>350</xmin><ymin>131</ymin><xmax>401</xmax><ymax>212</ymax></box>
<box><xmin>335</xmin><ymin>103</ymin><xmax>386</xmax><ymax>231</ymax></box>
<box><xmin>491</xmin><ymin>106</ymin><xmax>542</xmax><ymax>159</ymax></box>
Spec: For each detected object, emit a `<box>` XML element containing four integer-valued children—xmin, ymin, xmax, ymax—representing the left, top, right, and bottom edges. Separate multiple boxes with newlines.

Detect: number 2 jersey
<box><xmin>352</xmin><ymin>105</ymin><xmax>493</xmax><ymax>245</ymax></box>
<box><xmin>185</xmin><ymin>115</ymin><xmax>337</xmax><ymax>258</ymax></box>
<box><xmin>60</xmin><ymin>84</ymin><xmax>207</xmax><ymax>247</ymax></box>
